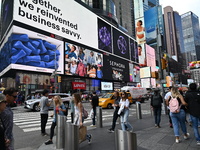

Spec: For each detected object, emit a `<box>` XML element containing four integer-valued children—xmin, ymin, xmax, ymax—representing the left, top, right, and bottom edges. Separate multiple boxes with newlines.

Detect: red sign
<box><xmin>72</xmin><ymin>82</ymin><xmax>86</xmax><ymax>90</ymax></box>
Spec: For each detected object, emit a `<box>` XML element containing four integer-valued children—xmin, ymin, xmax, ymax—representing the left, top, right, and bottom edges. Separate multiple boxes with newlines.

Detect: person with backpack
<box><xmin>185</xmin><ymin>83</ymin><xmax>200</xmax><ymax>145</ymax></box>
<box><xmin>151</xmin><ymin>89</ymin><xmax>163</xmax><ymax>128</ymax></box>
<box><xmin>45</xmin><ymin>95</ymin><xmax>66</xmax><ymax>145</ymax></box>
<box><xmin>166</xmin><ymin>87</ymin><xmax>189</xmax><ymax>143</ymax></box>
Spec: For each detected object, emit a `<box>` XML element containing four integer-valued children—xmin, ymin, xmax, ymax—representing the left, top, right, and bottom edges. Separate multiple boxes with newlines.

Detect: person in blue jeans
<box><xmin>185</xmin><ymin>83</ymin><xmax>200</xmax><ymax>146</ymax></box>
<box><xmin>166</xmin><ymin>87</ymin><xmax>189</xmax><ymax>143</ymax></box>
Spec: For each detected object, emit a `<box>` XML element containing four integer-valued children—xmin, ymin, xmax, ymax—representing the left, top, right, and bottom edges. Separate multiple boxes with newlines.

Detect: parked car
<box><xmin>24</xmin><ymin>93</ymin><xmax>72</xmax><ymax>111</ymax></box>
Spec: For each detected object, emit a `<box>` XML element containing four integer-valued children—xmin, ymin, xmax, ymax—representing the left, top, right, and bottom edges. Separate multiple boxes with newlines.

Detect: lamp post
<box><xmin>54</xmin><ymin>45</ymin><xmax>61</xmax><ymax>93</ymax></box>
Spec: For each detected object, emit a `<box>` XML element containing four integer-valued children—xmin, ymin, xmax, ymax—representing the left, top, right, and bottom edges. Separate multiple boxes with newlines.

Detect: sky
<box><xmin>159</xmin><ymin>0</ymin><xmax>200</xmax><ymax>18</ymax></box>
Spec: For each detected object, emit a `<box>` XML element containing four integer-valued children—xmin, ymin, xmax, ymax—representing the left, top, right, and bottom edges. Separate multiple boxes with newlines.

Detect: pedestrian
<box><xmin>40</xmin><ymin>89</ymin><xmax>52</xmax><ymax>136</ymax></box>
<box><xmin>1</xmin><ymin>87</ymin><xmax>18</xmax><ymax>150</ymax></box>
<box><xmin>118</xmin><ymin>92</ymin><xmax>133</xmax><ymax>131</ymax></box>
<box><xmin>164</xmin><ymin>86</ymin><xmax>173</xmax><ymax>128</ymax></box>
<box><xmin>166</xmin><ymin>87</ymin><xmax>189</xmax><ymax>143</ymax></box>
<box><xmin>185</xmin><ymin>83</ymin><xmax>200</xmax><ymax>145</ymax></box>
<box><xmin>73</xmin><ymin>93</ymin><xmax>92</xmax><ymax>143</ymax></box>
<box><xmin>151</xmin><ymin>89</ymin><xmax>163</xmax><ymax>128</ymax></box>
<box><xmin>70</xmin><ymin>93</ymin><xmax>75</xmax><ymax>123</ymax></box>
<box><xmin>90</xmin><ymin>92</ymin><xmax>99</xmax><ymax>126</ymax></box>
<box><xmin>0</xmin><ymin>94</ymin><xmax>8</xmax><ymax>150</ymax></box>
<box><xmin>45</xmin><ymin>95</ymin><xmax>66</xmax><ymax>145</ymax></box>
<box><xmin>108</xmin><ymin>91</ymin><xmax>121</xmax><ymax>133</ymax></box>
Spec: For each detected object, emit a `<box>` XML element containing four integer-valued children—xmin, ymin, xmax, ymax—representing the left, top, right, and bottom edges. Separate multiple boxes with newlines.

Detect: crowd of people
<box><xmin>1</xmin><ymin>83</ymin><xmax>200</xmax><ymax>149</ymax></box>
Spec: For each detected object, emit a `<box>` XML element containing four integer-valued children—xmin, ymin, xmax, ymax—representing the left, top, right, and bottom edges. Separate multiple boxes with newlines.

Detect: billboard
<box><xmin>13</xmin><ymin>0</ymin><xmax>98</xmax><ymax>49</ymax></box>
<box><xmin>189</xmin><ymin>61</ymin><xmax>200</xmax><ymax>69</ymax></box>
<box><xmin>144</xmin><ymin>7</ymin><xmax>157</xmax><ymax>44</ymax></box>
<box><xmin>72</xmin><ymin>82</ymin><xmax>86</xmax><ymax>90</ymax></box>
<box><xmin>135</xmin><ymin>18</ymin><xmax>146</xmax><ymax>44</ymax></box>
<box><xmin>101</xmin><ymin>82</ymin><xmax>113</xmax><ymax>91</ymax></box>
<box><xmin>146</xmin><ymin>44</ymin><xmax>156</xmax><ymax>71</ymax></box>
<box><xmin>130</xmin><ymin>39</ymin><xmax>139</xmax><ymax>63</ymax></box>
<box><xmin>98</xmin><ymin>18</ymin><xmax>112</xmax><ymax>53</ymax></box>
<box><xmin>138</xmin><ymin>43</ymin><xmax>146</xmax><ymax>67</ymax></box>
<box><xmin>0</xmin><ymin>25</ymin><xmax>64</xmax><ymax>74</ymax></box>
<box><xmin>103</xmin><ymin>55</ymin><xmax>129</xmax><ymax>81</ymax></box>
<box><xmin>140</xmin><ymin>67</ymin><xmax>151</xmax><ymax>78</ymax></box>
<box><xmin>134</xmin><ymin>0</ymin><xmax>144</xmax><ymax>19</ymax></box>
<box><xmin>113</xmin><ymin>28</ymin><xmax>130</xmax><ymax>59</ymax></box>
<box><xmin>65</xmin><ymin>43</ymin><xmax>103</xmax><ymax>79</ymax></box>
<box><xmin>129</xmin><ymin>63</ymin><xmax>140</xmax><ymax>82</ymax></box>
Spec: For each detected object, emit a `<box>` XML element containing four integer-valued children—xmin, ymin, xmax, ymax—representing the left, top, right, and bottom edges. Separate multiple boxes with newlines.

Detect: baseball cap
<box><xmin>0</xmin><ymin>94</ymin><xmax>6</xmax><ymax>103</ymax></box>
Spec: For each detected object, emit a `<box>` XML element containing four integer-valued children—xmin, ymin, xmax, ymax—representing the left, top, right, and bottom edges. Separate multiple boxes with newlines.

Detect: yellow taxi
<box><xmin>99</xmin><ymin>92</ymin><xmax>133</xmax><ymax>109</ymax></box>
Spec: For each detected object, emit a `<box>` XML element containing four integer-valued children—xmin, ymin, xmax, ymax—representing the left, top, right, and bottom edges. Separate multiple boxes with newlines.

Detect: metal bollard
<box><xmin>64</xmin><ymin>122</ymin><xmax>79</xmax><ymax>150</ymax></box>
<box><xmin>136</xmin><ymin>102</ymin><xmax>142</xmax><ymax>119</ymax></box>
<box><xmin>97</xmin><ymin>106</ymin><xmax>103</xmax><ymax>128</ymax></box>
<box><xmin>56</xmin><ymin>115</ymin><xmax>66</xmax><ymax>149</ymax></box>
<box><xmin>115</xmin><ymin>129</ymin><xmax>137</xmax><ymax>150</ymax></box>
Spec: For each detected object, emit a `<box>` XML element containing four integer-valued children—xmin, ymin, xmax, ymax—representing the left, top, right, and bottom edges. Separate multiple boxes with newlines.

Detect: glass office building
<box><xmin>181</xmin><ymin>12</ymin><xmax>200</xmax><ymax>66</ymax></box>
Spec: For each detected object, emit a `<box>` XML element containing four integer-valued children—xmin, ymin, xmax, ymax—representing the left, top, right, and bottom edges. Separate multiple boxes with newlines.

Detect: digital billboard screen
<box><xmin>65</xmin><ymin>43</ymin><xmax>103</xmax><ymax>79</ymax></box>
<box><xmin>146</xmin><ymin>44</ymin><xmax>156</xmax><ymax>71</ymax></box>
<box><xmin>98</xmin><ymin>18</ymin><xmax>112</xmax><ymax>53</ymax></box>
<box><xmin>138</xmin><ymin>43</ymin><xmax>146</xmax><ymax>67</ymax></box>
<box><xmin>130</xmin><ymin>39</ymin><xmax>138</xmax><ymax>63</ymax></box>
<box><xmin>113</xmin><ymin>28</ymin><xmax>130</xmax><ymax>59</ymax></box>
<box><xmin>101</xmin><ymin>82</ymin><xmax>113</xmax><ymax>91</ymax></box>
<box><xmin>129</xmin><ymin>63</ymin><xmax>140</xmax><ymax>82</ymax></box>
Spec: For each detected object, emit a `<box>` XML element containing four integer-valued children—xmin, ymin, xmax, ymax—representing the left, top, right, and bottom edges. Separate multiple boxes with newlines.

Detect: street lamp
<box><xmin>54</xmin><ymin>44</ymin><xmax>61</xmax><ymax>93</ymax></box>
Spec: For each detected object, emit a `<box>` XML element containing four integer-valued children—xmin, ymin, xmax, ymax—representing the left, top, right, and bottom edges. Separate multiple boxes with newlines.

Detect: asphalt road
<box><xmin>13</xmin><ymin>101</ymin><xmax>152</xmax><ymax>150</ymax></box>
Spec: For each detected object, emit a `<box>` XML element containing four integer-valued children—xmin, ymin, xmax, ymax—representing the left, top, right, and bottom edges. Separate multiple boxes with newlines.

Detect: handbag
<box><xmin>79</xmin><ymin>126</ymin><xmax>87</xmax><ymax>143</ymax></box>
<box><xmin>82</xmin><ymin>107</ymin><xmax>88</xmax><ymax>119</ymax></box>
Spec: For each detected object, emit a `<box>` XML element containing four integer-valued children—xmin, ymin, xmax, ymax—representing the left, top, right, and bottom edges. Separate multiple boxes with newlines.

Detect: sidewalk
<box><xmin>38</xmin><ymin>114</ymin><xmax>200</xmax><ymax>150</ymax></box>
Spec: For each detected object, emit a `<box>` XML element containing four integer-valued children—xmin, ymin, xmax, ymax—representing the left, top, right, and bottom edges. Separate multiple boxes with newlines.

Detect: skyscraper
<box><xmin>181</xmin><ymin>11</ymin><xmax>200</xmax><ymax>66</ymax></box>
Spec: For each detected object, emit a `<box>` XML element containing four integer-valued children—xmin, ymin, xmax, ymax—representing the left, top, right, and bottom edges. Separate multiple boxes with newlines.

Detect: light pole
<box><xmin>54</xmin><ymin>44</ymin><xmax>61</xmax><ymax>93</ymax></box>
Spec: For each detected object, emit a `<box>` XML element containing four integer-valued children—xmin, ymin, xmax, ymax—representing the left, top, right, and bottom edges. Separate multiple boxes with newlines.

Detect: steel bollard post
<box><xmin>64</xmin><ymin>122</ymin><xmax>79</xmax><ymax>150</ymax></box>
<box><xmin>56</xmin><ymin>115</ymin><xmax>66</xmax><ymax>149</ymax></box>
<box><xmin>97</xmin><ymin>106</ymin><xmax>103</xmax><ymax>128</ymax></box>
<box><xmin>115</xmin><ymin>129</ymin><xmax>137</xmax><ymax>150</ymax></box>
<box><xmin>136</xmin><ymin>102</ymin><xmax>142</xmax><ymax>119</ymax></box>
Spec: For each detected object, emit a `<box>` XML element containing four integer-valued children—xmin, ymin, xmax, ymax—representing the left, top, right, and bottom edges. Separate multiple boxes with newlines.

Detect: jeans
<box><xmin>120</xmin><ymin>109</ymin><xmax>133</xmax><ymax>131</ymax></box>
<box><xmin>111</xmin><ymin>107</ymin><xmax>119</xmax><ymax>130</ymax></box>
<box><xmin>170</xmin><ymin>109</ymin><xmax>187</xmax><ymax>136</ymax></box>
<box><xmin>92</xmin><ymin>107</ymin><xmax>96</xmax><ymax>125</ymax></box>
<box><xmin>50</xmin><ymin>122</ymin><xmax>56</xmax><ymax>140</ymax></box>
<box><xmin>190</xmin><ymin>115</ymin><xmax>200</xmax><ymax>141</ymax></box>
<box><xmin>153</xmin><ymin>107</ymin><xmax>161</xmax><ymax>126</ymax></box>
<box><xmin>41</xmin><ymin>114</ymin><xmax>48</xmax><ymax>134</ymax></box>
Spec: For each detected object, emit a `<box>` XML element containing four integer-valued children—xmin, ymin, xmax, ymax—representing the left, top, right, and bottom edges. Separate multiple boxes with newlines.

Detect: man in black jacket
<box><xmin>91</xmin><ymin>92</ymin><xmax>99</xmax><ymax>126</ymax></box>
<box><xmin>185</xmin><ymin>83</ymin><xmax>200</xmax><ymax>146</ymax></box>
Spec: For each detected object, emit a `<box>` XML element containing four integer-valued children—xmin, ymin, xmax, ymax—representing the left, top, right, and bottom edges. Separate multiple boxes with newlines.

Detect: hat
<box><xmin>0</xmin><ymin>94</ymin><xmax>6</xmax><ymax>103</ymax></box>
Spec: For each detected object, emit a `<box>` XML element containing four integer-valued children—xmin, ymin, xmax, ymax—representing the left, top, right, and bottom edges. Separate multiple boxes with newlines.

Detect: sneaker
<box><xmin>157</xmin><ymin>126</ymin><xmax>161</xmax><ymax>128</ymax></box>
<box><xmin>45</xmin><ymin>140</ymin><xmax>53</xmax><ymax>145</ymax></box>
<box><xmin>41</xmin><ymin>133</ymin><xmax>48</xmax><ymax>136</ymax></box>
<box><xmin>175</xmin><ymin>139</ymin><xmax>181</xmax><ymax>143</ymax></box>
<box><xmin>87</xmin><ymin>134</ymin><xmax>92</xmax><ymax>144</ymax></box>
<box><xmin>155</xmin><ymin>124</ymin><xmax>158</xmax><ymax>127</ymax></box>
<box><xmin>197</xmin><ymin>141</ymin><xmax>200</xmax><ymax>145</ymax></box>
<box><xmin>184</xmin><ymin>133</ymin><xmax>190</xmax><ymax>140</ymax></box>
<box><xmin>108</xmin><ymin>129</ymin><xmax>114</xmax><ymax>133</ymax></box>
<box><xmin>90</xmin><ymin>124</ymin><xmax>96</xmax><ymax>127</ymax></box>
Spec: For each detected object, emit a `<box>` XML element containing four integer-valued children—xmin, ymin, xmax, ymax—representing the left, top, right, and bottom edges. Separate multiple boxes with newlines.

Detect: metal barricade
<box><xmin>115</xmin><ymin>129</ymin><xmax>137</xmax><ymax>150</ymax></box>
<box><xmin>64</xmin><ymin>122</ymin><xmax>79</xmax><ymax>150</ymax></box>
<box><xmin>97</xmin><ymin>106</ymin><xmax>103</xmax><ymax>128</ymax></box>
<box><xmin>136</xmin><ymin>102</ymin><xmax>142</xmax><ymax>119</ymax></box>
<box><xmin>56</xmin><ymin>115</ymin><xmax>66</xmax><ymax>149</ymax></box>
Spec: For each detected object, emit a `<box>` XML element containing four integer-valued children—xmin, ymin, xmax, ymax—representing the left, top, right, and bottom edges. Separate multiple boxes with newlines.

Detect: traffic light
<box><xmin>57</xmin><ymin>76</ymin><xmax>61</xmax><ymax>83</ymax></box>
<box><xmin>161</xmin><ymin>58</ymin><xmax>167</xmax><ymax>69</ymax></box>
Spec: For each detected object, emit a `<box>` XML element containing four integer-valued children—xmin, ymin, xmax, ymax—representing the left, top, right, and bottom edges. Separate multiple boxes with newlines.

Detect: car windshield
<box><xmin>101</xmin><ymin>93</ymin><xmax>113</xmax><ymax>98</ymax></box>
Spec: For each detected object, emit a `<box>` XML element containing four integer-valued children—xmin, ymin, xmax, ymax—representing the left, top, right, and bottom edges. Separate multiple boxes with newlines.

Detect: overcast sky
<box><xmin>159</xmin><ymin>0</ymin><xmax>200</xmax><ymax>18</ymax></box>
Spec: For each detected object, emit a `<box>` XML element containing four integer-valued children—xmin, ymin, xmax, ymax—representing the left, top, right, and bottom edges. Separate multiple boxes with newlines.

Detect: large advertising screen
<box><xmin>13</xmin><ymin>0</ymin><xmax>98</xmax><ymax>49</ymax></box>
<box><xmin>138</xmin><ymin>43</ymin><xmax>146</xmax><ymax>67</ymax></box>
<box><xmin>103</xmin><ymin>55</ymin><xmax>129</xmax><ymax>81</ymax></box>
<box><xmin>101</xmin><ymin>82</ymin><xmax>113</xmax><ymax>91</ymax></box>
<box><xmin>134</xmin><ymin>0</ymin><xmax>144</xmax><ymax>19</ymax></box>
<box><xmin>129</xmin><ymin>63</ymin><xmax>140</xmax><ymax>82</ymax></box>
<box><xmin>135</xmin><ymin>18</ymin><xmax>146</xmax><ymax>44</ymax></box>
<box><xmin>140</xmin><ymin>67</ymin><xmax>151</xmax><ymax>78</ymax></box>
<box><xmin>113</xmin><ymin>28</ymin><xmax>130</xmax><ymax>59</ymax></box>
<box><xmin>0</xmin><ymin>25</ymin><xmax>64</xmax><ymax>74</ymax></box>
<box><xmin>130</xmin><ymin>39</ymin><xmax>139</xmax><ymax>63</ymax></box>
<box><xmin>146</xmin><ymin>44</ymin><xmax>156</xmax><ymax>71</ymax></box>
<box><xmin>65</xmin><ymin>43</ymin><xmax>103</xmax><ymax>79</ymax></box>
<box><xmin>98</xmin><ymin>18</ymin><xmax>112</xmax><ymax>53</ymax></box>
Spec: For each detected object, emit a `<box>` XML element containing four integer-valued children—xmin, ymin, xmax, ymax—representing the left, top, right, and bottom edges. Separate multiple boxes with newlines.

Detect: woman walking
<box><xmin>45</xmin><ymin>96</ymin><xmax>66</xmax><ymax>145</ymax></box>
<box><xmin>166</xmin><ymin>87</ymin><xmax>189</xmax><ymax>143</ymax></box>
<box><xmin>73</xmin><ymin>93</ymin><xmax>92</xmax><ymax>143</ymax></box>
<box><xmin>118</xmin><ymin>92</ymin><xmax>133</xmax><ymax>131</ymax></box>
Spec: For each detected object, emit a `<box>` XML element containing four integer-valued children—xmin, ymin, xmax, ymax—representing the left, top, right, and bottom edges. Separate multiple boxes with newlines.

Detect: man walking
<box><xmin>108</xmin><ymin>91</ymin><xmax>121</xmax><ymax>132</ymax></box>
<box><xmin>1</xmin><ymin>88</ymin><xmax>18</xmax><ymax>150</ymax></box>
<box><xmin>40</xmin><ymin>89</ymin><xmax>52</xmax><ymax>136</ymax></box>
<box><xmin>185</xmin><ymin>83</ymin><xmax>200</xmax><ymax>145</ymax></box>
<box><xmin>91</xmin><ymin>92</ymin><xmax>99</xmax><ymax>126</ymax></box>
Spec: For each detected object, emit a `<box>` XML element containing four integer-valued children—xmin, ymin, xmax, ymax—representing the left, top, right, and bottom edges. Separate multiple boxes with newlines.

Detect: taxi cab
<box><xmin>99</xmin><ymin>92</ymin><xmax>133</xmax><ymax>109</ymax></box>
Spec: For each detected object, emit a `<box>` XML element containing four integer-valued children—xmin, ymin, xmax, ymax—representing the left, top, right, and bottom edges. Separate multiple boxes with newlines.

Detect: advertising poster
<box><xmin>13</xmin><ymin>0</ymin><xmax>98</xmax><ymax>49</ymax></box>
<box><xmin>101</xmin><ymin>82</ymin><xmax>113</xmax><ymax>91</ymax></box>
<box><xmin>1</xmin><ymin>0</ymin><xmax>14</xmax><ymax>39</ymax></box>
<box><xmin>130</xmin><ymin>39</ymin><xmax>139</xmax><ymax>63</ymax></box>
<box><xmin>140</xmin><ymin>67</ymin><xmax>151</xmax><ymax>78</ymax></box>
<box><xmin>146</xmin><ymin>44</ymin><xmax>156</xmax><ymax>71</ymax></box>
<box><xmin>141</xmin><ymin>78</ymin><xmax>151</xmax><ymax>88</ymax></box>
<box><xmin>129</xmin><ymin>63</ymin><xmax>140</xmax><ymax>82</ymax></box>
<box><xmin>138</xmin><ymin>43</ymin><xmax>146</xmax><ymax>67</ymax></box>
<box><xmin>158</xmin><ymin>5</ymin><xmax>164</xmax><ymax>35</ymax></box>
<box><xmin>134</xmin><ymin>0</ymin><xmax>144</xmax><ymax>19</ymax></box>
<box><xmin>103</xmin><ymin>55</ymin><xmax>129</xmax><ymax>81</ymax></box>
<box><xmin>144</xmin><ymin>7</ymin><xmax>158</xmax><ymax>44</ymax></box>
<box><xmin>113</xmin><ymin>28</ymin><xmax>130</xmax><ymax>59</ymax></box>
<box><xmin>65</xmin><ymin>43</ymin><xmax>103</xmax><ymax>79</ymax></box>
<box><xmin>135</xmin><ymin>18</ymin><xmax>146</xmax><ymax>44</ymax></box>
<box><xmin>98</xmin><ymin>18</ymin><xmax>112</xmax><ymax>53</ymax></box>
<box><xmin>0</xmin><ymin>26</ymin><xmax>64</xmax><ymax>74</ymax></box>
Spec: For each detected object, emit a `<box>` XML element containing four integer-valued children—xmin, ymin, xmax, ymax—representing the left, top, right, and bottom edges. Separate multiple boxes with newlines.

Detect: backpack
<box><xmin>169</xmin><ymin>97</ymin><xmax>181</xmax><ymax>113</ymax></box>
<box><xmin>60</xmin><ymin>105</ymin><xmax>68</xmax><ymax>116</ymax></box>
<box><xmin>152</xmin><ymin>94</ymin><xmax>162</xmax><ymax>107</ymax></box>
<box><xmin>190</xmin><ymin>92</ymin><xmax>200</xmax><ymax>104</ymax></box>
<box><xmin>82</xmin><ymin>107</ymin><xmax>88</xmax><ymax>119</ymax></box>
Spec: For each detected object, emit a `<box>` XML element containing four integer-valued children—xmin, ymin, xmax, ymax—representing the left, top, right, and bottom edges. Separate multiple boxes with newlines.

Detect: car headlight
<box><xmin>101</xmin><ymin>100</ymin><xmax>106</xmax><ymax>103</ymax></box>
